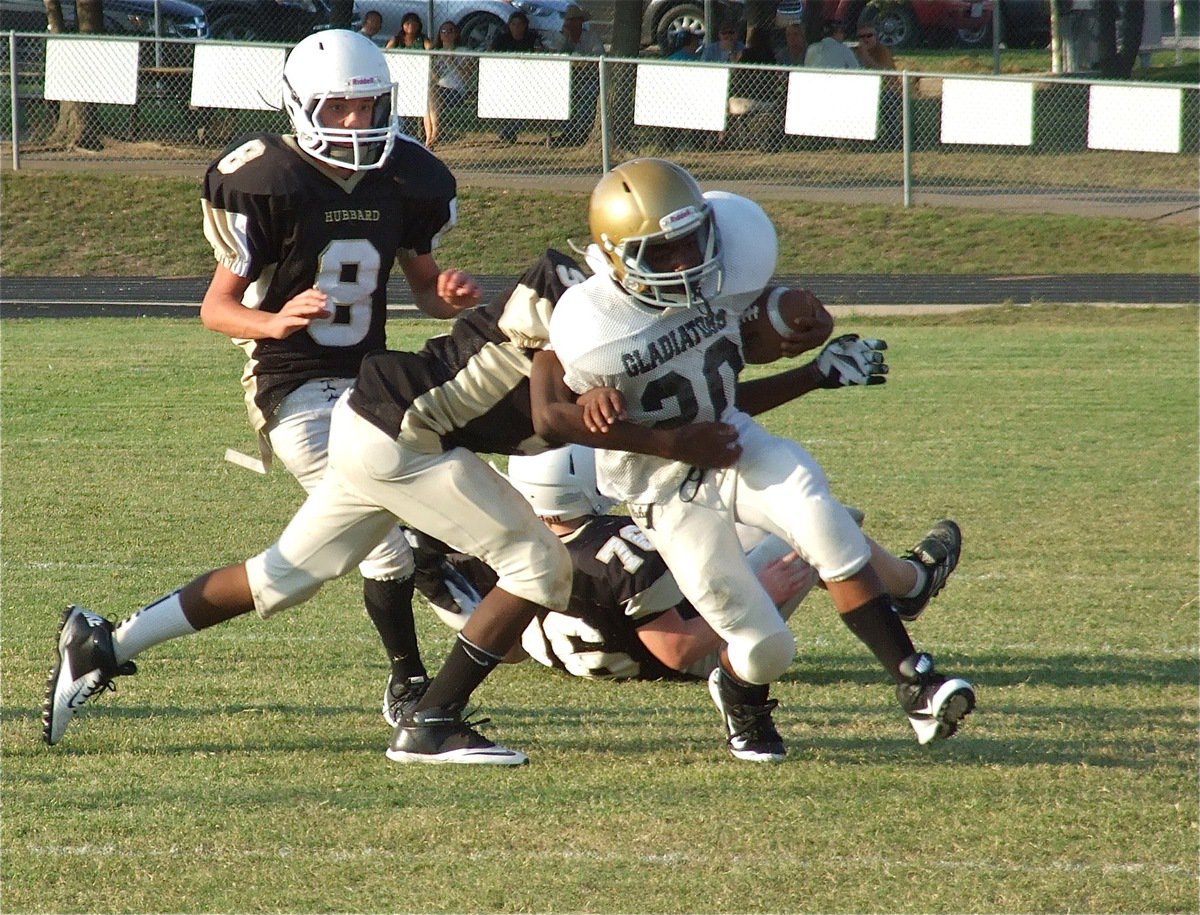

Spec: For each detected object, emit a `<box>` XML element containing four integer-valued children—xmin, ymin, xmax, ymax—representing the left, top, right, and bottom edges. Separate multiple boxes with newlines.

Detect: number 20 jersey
<box><xmin>549</xmin><ymin>192</ymin><xmax>779</xmax><ymax>504</ymax></box>
<box><xmin>201</xmin><ymin>133</ymin><xmax>457</xmax><ymax>430</ymax></box>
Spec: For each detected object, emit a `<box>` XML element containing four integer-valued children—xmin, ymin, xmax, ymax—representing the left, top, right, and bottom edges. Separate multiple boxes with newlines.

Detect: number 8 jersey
<box><xmin>201</xmin><ymin>132</ymin><xmax>458</xmax><ymax>431</ymax></box>
<box><xmin>550</xmin><ymin>192</ymin><xmax>778</xmax><ymax>504</ymax></box>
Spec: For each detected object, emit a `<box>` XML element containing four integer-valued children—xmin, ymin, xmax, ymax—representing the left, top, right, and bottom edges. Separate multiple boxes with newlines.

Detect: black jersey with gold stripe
<box><xmin>201</xmin><ymin>132</ymin><xmax>456</xmax><ymax>429</ymax></box>
<box><xmin>409</xmin><ymin>515</ymin><xmax>697</xmax><ymax>682</ymax></box>
<box><xmin>349</xmin><ymin>248</ymin><xmax>587</xmax><ymax>456</ymax></box>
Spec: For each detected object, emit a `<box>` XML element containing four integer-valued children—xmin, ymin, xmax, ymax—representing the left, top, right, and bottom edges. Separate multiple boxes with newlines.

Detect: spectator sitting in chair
<box><xmin>776</xmin><ymin>21</ymin><xmax>807</xmax><ymax>67</ymax></box>
<box><xmin>545</xmin><ymin>2</ymin><xmax>605</xmax><ymax>148</ymax></box>
<box><xmin>701</xmin><ymin>20</ymin><xmax>744</xmax><ymax>62</ymax></box>
<box><xmin>386</xmin><ymin>11</ymin><xmax>430</xmax><ymax>50</ymax></box>
<box><xmin>667</xmin><ymin>28</ymin><xmax>702</xmax><ymax>61</ymax></box>
<box><xmin>490</xmin><ymin>10</ymin><xmax>543</xmax><ymax>144</ymax></box>
<box><xmin>359</xmin><ymin>9</ymin><xmax>385</xmax><ymax>46</ymax></box>
<box><xmin>805</xmin><ymin>17</ymin><xmax>860</xmax><ymax>69</ymax></box>
<box><xmin>854</xmin><ymin>10</ymin><xmax>897</xmax><ymax>71</ymax></box>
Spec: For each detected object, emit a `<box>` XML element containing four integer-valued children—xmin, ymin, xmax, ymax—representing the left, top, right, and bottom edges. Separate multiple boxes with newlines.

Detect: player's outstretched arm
<box><xmin>736</xmin><ymin>334</ymin><xmax>890</xmax><ymax>416</ymax></box>
<box><xmin>530</xmin><ymin>351</ymin><xmax>742</xmax><ymax>469</ymax></box>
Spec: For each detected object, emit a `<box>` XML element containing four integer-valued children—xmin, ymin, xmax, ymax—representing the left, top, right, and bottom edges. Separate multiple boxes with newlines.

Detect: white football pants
<box><xmin>265</xmin><ymin>378</ymin><xmax>413</xmax><ymax>583</ymax></box>
<box><xmin>631</xmin><ymin>411</ymin><xmax>870</xmax><ymax>684</ymax></box>
<box><xmin>246</xmin><ymin>393</ymin><xmax>572</xmax><ymax>618</ymax></box>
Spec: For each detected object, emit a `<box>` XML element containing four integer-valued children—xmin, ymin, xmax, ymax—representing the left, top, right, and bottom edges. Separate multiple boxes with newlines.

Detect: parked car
<box><xmin>0</xmin><ymin>0</ymin><xmax>208</xmax><ymax>68</ymax></box>
<box><xmin>0</xmin><ymin>0</ymin><xmax>209</xmax><ymax>40</ymax></box>
<box><xmin>194</xmin><ymin>0</ymin><xmax>335</xmax><ymax>42</ymax></box>
<box><xmin>355</xmin><ymin>0</ymin><xmax>572</xmax><ymax>50</ymax></box>
<box><xmin>640</xmin><ymin>0</ymin><xmax>742</xmax><ymax>50</ymax></box>
<box><xmin>782</xmin><ymin>0</ymin><xmax>1051</xmax><ymax>50</ymax></box>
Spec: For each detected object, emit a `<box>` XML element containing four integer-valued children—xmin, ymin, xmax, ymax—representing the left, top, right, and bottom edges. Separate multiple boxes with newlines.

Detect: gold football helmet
<box><xmin>589</xmin><ymin>158</ymin><xmax>722</xmax><ymax>309</ymax></box>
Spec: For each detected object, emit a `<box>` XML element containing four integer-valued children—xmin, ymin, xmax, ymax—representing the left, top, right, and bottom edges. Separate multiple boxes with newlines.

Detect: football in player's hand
<box><xmin>739</xmin><ymin>288</ymin><xmax>833</xmax><ymax>364</ymax></box>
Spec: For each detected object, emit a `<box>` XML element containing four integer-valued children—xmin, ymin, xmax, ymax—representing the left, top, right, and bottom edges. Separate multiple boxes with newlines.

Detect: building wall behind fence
<box><xmin>3</xmin><ymin>32</ymin><xmax>1196</xmax><ymax>216</ymax></box>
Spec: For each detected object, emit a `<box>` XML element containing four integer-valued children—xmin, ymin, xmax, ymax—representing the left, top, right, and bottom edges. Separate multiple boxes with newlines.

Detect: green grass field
<box><xmin>3</xmin><ymin>173</ymin><xmax>1198</xmax><ymax>277</ymax></box>
<box><xmin>2</xmin><ymin>307</ymin><xmax>1197</xmax><ymax>913</ymax></box>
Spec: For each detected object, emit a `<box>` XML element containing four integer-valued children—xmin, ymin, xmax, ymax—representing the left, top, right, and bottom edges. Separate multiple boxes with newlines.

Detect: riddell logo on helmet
<box><xmin>659</xmin><ymin>206</ymin><xmax>700</xmax><ymax>232</ymax></box>
<box><xmin>350</xmin><ymin>76</ymin><xmax>380</xmax><ymax>86</ymax></box>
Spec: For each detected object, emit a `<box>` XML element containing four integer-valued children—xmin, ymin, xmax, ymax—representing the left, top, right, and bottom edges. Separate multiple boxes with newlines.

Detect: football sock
<box><xmin>111</xmin><ymin>591</ymin><xmax>198</xmax><ymax>665</ymax></box>
<box><xmin>717</xmin><ymin>662</ymin><xmax>770</xmax><ymax>706</ymax></box>
<box><xmin>840</xmin><ymin>594</ymin><xmax>916</xmax><ymax>683</ymax></box>
<box><xmin>902</xmin><ymin>561</ymin><xmax>928</xmax><ymax>599</ymax></box>
<box><xmin>415</xmin><ymin>634</ymin><xmax>502</xmax><ymax>713</ymax></box>
<box><xmin>362</xmin><ymin>575</ymin><xmax>426</xmax><ymax>680</ymax></box>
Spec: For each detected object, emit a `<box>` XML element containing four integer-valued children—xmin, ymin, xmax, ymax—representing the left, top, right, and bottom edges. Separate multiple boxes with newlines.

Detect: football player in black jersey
<box><xmin>43</xmin><ymin>227</ymin><xmax>918</xmax><ymax>763</ymax></box>
<box><xmin>44</xmin><ymin>248</ymin><xmax>737</xmax><ymax>764</ymax></box>
<box><xmin>197</xmin><ymin>30</ymin><xmax>481</xmax><ymax>727</ymax></box>
<box><xmin>406</xmin><ymin>445</ymin><xmax>963</xmax><ymax>761</ymax></box>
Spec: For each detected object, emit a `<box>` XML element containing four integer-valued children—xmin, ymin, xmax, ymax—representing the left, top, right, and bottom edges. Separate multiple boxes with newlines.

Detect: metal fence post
<box><xmin>598</xmin><ymin>55</ymin><xmax>610</xmax><ymax>175</ymax></box>
<box><xmin>901</xmin><ymin>69</ymin><xmax>911</xmax><ymax>207</ymax></box>
<box><xmin>992</xmin><ymin>0</ymin><xmax>1003</xmax><ymax>75</ymax></box>
<box><xmin>9</xmin><ymin>31</ymin><xmax>19</xmax><ymax>170</ymax></box>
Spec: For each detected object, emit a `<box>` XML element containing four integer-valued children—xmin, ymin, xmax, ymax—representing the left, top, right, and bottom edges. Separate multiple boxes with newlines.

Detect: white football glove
<box><xmin>814</xmin><ymin>334</ymin><xmax>889</xmax><ymax>388</ymax></box>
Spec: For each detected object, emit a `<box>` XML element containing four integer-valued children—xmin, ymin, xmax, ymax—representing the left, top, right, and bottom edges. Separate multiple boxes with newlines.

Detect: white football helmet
<box><xmin>507</xmin><ymin>446</ymin><xmax>617</xmax><ymax>524</ymax></box>
<box><xmin>589</xmin><ymin>158</ymin><xmax>722</xmax><ymax>309</ymax></box>
<box><xmin>282</xmin><ymin>30</ymin><xmax>398</xmax><ymax>171</ymax></box>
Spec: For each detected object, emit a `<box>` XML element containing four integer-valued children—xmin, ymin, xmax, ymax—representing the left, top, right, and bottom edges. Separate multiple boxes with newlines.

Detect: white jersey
<box><xmin>550</xmin><ymin>192</ymin><xmax>778</xmax><ymax>504</ymax></box>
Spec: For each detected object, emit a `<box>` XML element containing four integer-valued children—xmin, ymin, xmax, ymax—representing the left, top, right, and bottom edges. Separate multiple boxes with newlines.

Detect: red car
<box><xmin>793</xmin><ymin>0</ymin><xmax>997</xmax><ymax>48</ymax></box>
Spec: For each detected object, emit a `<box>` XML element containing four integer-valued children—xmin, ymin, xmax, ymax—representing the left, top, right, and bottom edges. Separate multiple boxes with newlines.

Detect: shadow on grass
<box><xmin>5</xmin><ymin>651</ymin><xmax>1194</xmax><ymax>765</ymax></box>
<box><xmin>783</xmin><ymin>651</ymin><xmax>1199</xmax><ymax>689</ymax></box>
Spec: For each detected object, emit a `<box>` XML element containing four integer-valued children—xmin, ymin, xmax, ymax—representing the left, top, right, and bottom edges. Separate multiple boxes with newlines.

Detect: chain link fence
<box><xmin>3</xmin><ymin>31</ymin><xmax>1197</xmax><ymax>214</ymax></box>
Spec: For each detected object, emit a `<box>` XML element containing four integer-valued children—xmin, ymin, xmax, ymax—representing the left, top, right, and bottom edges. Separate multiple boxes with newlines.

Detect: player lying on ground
<box><xmin>405</xmin><ymin>444</ymin><xmax>962</xmax><ymax>761</ymax></box>
<box><xmin>537</xmin><ymin>157</ymin><xmax>975</xmax><ymax>750</ymax></box>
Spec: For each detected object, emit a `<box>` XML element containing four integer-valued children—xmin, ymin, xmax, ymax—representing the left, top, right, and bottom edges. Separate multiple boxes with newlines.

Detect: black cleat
<box><xmin>42</xmin><ymin>605</ymin><xmax>136</xmax><ymax>746</ymax></box>
<box><xmin>895</xmin><ymin>652</ymin><xmax>975</xmax><ymax>744</ymax></box>
<box><xmin>893</xmin><ymin>520</ymin><xmax>962</xmax><ymax>622</ymax></box>
<box><xmin>386</xmin><ymin>706</ymin><xmax>528</xmax><ymax>765</ymax></box>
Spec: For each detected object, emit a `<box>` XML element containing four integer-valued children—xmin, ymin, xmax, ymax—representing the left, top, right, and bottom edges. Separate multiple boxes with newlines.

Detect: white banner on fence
<box><xmin>784</xmin><ymin>71</ymin><xmax>881</xmax><ymax>140</ymax></box>
<box><xmin>477</xmin><ymin>58</ymin><xmax>571</xmax><ymax>120</ymax></box>
<box><xmin>634</xmin><ymin>63</ymin><xmax>729</xmax><ymax>131</ymax></box>
<box><xmin>384</xmin><ymin>51</ymin><xmax>431</xmax><ymax>117</ymax></box>
<box><xmin>191</xmin><ymin>45</ymin><xmax>285</xmax><ymax>110</ymax></box>
<box><xmin>44</xmin><ymin>38</ymin><xmax>139</xmax><ymax>105</ymax></box>
<box><xmin>1088</xmin><ymin>84</ymin><xmax>1182</xmax><ymax>154</ymax></box>
<box><xmin>940</xmin><ymin>78</ymin><xmax>1034</xmax><ymax>146</ymax></box>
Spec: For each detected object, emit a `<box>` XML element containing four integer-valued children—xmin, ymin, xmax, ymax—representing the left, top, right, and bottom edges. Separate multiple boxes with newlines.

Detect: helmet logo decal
<box><xmin>659</xmin><ymin>206</ymin><xmax>701</xmax><ymax>234</ymax></box>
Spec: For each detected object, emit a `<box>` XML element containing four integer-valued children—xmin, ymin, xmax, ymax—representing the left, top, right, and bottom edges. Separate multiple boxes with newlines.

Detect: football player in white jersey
<box><xmin>43</xmin><ymin>248</ymin><xmax>738</xmax><ymax>765</ymax></box>
<box><xmin>198</xmin><ymin>30</ymin><xmax>481</xmax><ymax>726</ymax></box>
<box><xmin>542</xmin><ymin>158</ymin><xmax>975</xmax><ymax>749</ymax></box>
<box><xmin>410</xmin><ymin>445</ymin><xmax>963</xmax><ymax>761</ymax></box>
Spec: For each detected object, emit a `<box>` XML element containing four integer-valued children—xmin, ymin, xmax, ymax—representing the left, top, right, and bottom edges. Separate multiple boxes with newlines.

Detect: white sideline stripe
<box><xmin>19</xmin><ymin>843</ymin><xmax>1195</xmax><ymax>876</ymax></box>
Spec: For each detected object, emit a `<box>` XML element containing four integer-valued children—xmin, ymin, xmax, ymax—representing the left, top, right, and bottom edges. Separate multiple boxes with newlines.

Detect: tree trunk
<box><xmin>803</xmin><ymin>0</ymin><xmax>824</xmax><ymax>45</ymax></box>
<box><xmin>1114</xmin><ymin>0</ymin><xmax>1146</xmax><ymax>77</ymax></box>
<box><xmin>609</xmin><ymin>0</ymin><xmax>640</xmax><ymax>56</ymax></box>
<box><xmin>1096</xmin><ymin>0</ymin><xmax>1145</xmax><ymax>77</ymax></box>
<box><xmin>604</xmin><ymin>2</ymin><xmax>642</xmax><ymax>156</ymax></box>
<box><xmin>44</xmin><ymin>0</ymin><xmax>66</xmax><ymax>32</ymax></box>
<box><xmin>329</xmin><ymin>0</ymin><xmax>354</xmax><ymax>30</ymax></box>
<box><xmin>743</xmin><ymin>0</ymin><xmax>776</xmax><ymax>47</ymax></box>
<box><xmin>44</xmin><ymin>0</ymin><xmax>105</xmax><ymax>149</ymax></box>
<box><xmin>76</xmin><ymin>0</ymin><xmax>104</xmax><ymax>32</ymax></box>
<box><xmin>1096</xmin><ymin>0</ymin><xmax>1120</xmax><ymax>70</ymax></box>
